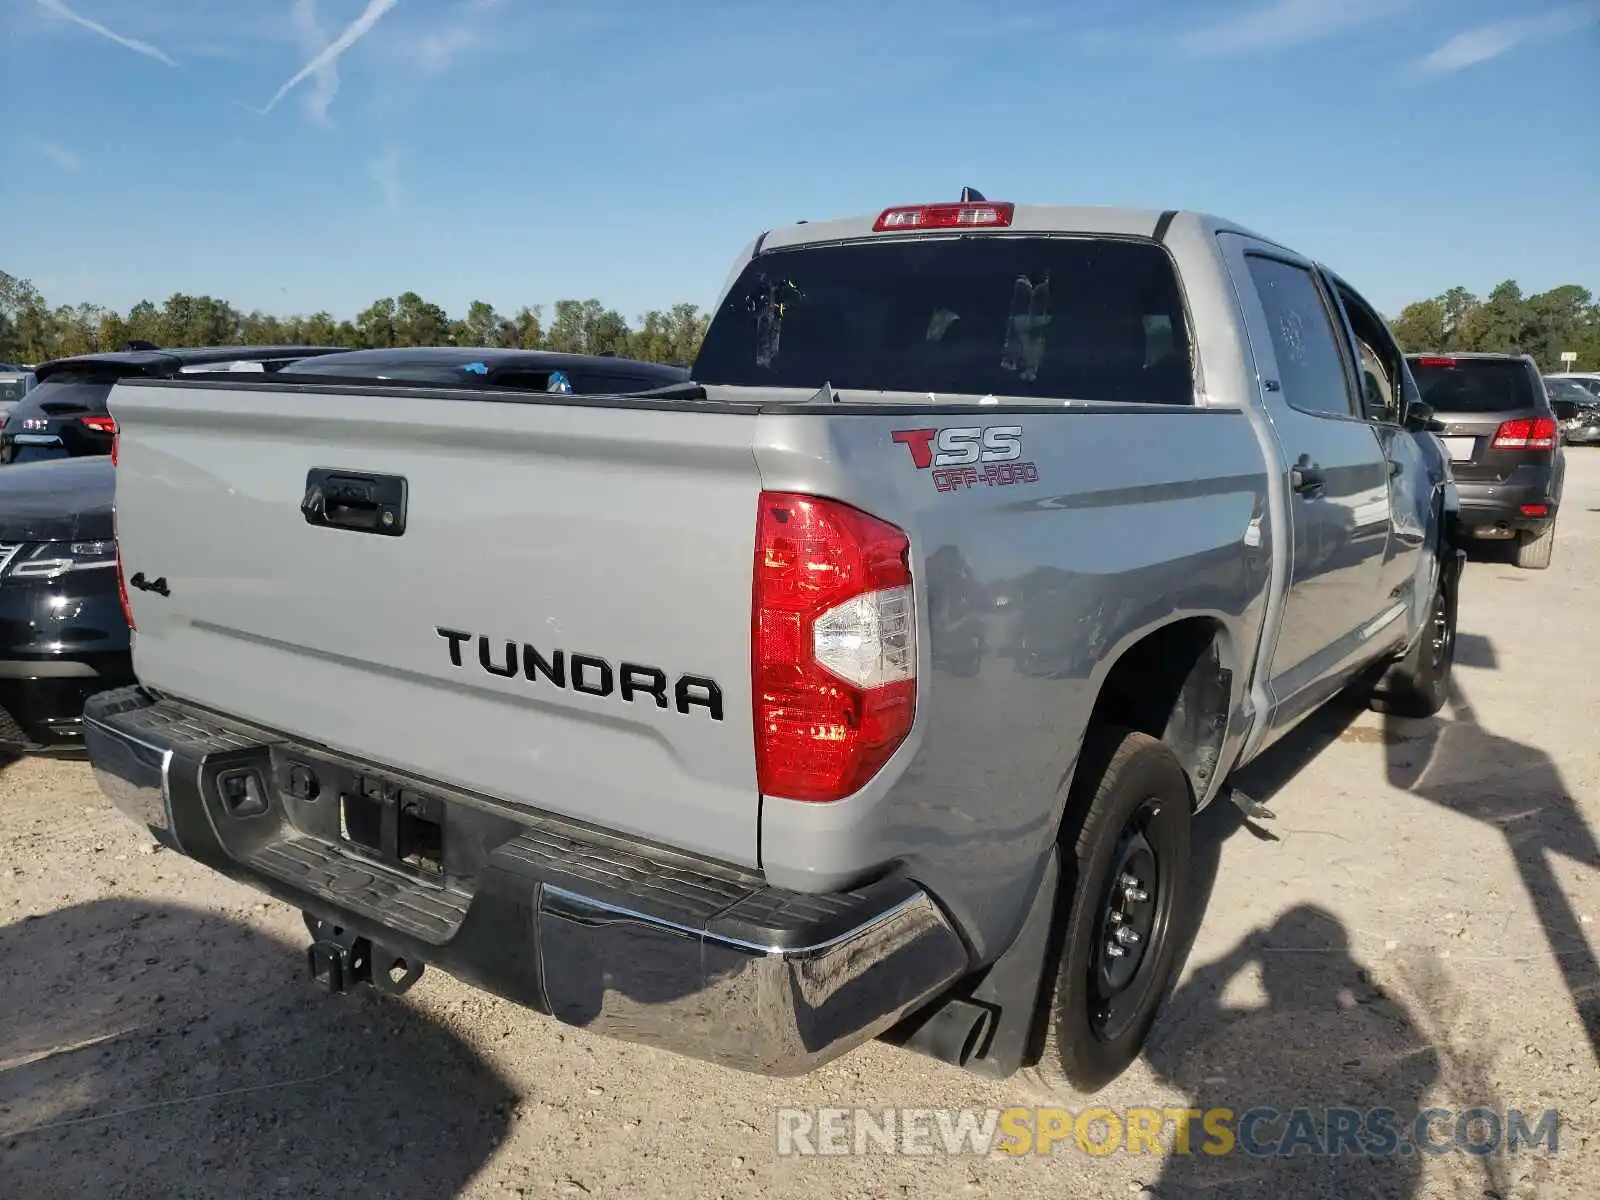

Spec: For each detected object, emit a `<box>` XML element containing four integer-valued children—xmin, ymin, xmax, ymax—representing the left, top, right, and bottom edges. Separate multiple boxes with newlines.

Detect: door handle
<box><xmin>1388</xmin><ymin>459</ymin><xmax>1401</xmax><ymax>478</ymax></box>
<box><xmin>302</xmin><ymin>468</ymin><xmax>408</xmax><ymax>537</ymax></box>
<box><xmin>1290</xmin><ymin>465</ymin><xmax>1325</xmax><ymax>495</ymax></box>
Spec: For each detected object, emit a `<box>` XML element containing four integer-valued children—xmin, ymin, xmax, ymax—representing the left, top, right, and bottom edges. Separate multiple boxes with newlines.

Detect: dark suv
<box><xmin>1405</xmin><ymin>352</ymin><xmax>1565</xmax><ymax>569</ymax></box>
<box><xmin>0</xmin><ymin>345</ymin><xmax>344</xmax><ymax>465</ymax></box>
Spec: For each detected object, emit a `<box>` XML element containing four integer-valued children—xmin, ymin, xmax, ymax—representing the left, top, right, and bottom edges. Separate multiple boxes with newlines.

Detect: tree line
<box><xmin>3</xmin><ymin>269</ymin><xmax>1597</xmax><ymax>374</ymax></box>
<box><xmin>1388</xmin><ymin>282</ymin><xmax>1597</xmax><ymax>370</ymax></box>
<box><xmin>0</xmin><ymin>272</ymin><xmax>710</xmax><ymax>367</ymax></box>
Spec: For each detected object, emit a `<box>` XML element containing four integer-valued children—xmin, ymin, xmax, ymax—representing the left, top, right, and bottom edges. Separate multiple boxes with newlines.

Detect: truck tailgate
<box><xmin>108</xmin><ymin>381</ymin><xmax>763</xmax><ymax>866</ymax></box>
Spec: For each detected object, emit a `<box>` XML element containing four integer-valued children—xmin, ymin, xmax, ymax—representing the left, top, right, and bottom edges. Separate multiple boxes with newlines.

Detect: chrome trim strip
<box><xmin>539</xmin><ymin>884</ymin><xmax>945</xmax><ymax>957</ymax></box>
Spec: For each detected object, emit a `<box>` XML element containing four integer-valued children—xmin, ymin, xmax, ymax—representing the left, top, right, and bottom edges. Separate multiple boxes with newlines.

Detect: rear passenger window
<box><xmin>1246</xmin><ymin>256</ymin><xmax>1357</xmax><ymax>419</ymax></box>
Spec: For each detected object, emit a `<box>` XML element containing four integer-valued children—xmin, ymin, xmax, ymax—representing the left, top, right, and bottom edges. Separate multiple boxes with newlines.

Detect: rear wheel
<box><xmin>1367</xmin><ymin>551</ymin><xmax>1457</xmax><ymax>718</ymax></box>
<box><xmin>1022</xmin><ymin>728</ymin><xmax>1192</xmax><ymax>1096</ymax></box>
<box><xmin>1513</xmin><ymin>522</ymin><xmax>1556</xmax><ymax>570</ymax></box>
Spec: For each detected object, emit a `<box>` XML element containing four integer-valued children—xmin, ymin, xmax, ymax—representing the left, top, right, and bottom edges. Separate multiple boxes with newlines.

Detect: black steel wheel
<box><xmin>1368</xmin><ymin>546</ymin><xmax>1460</xmax><ymax>718</ymax></box>
<box><xmin>1023</xmin><ymin>727</ymin><xmax>1192</xmax><ymax>1095</ymax></box>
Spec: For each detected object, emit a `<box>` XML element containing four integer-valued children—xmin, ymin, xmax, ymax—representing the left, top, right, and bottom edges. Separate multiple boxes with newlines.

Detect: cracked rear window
<box><xmin>693</xmin><ymin>236</ymin><xmax>1193</xmax><ymax>404</ymax></box>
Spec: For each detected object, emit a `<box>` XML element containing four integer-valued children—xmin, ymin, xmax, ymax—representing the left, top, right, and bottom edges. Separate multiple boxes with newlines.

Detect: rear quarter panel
<box><xmin>753</xmin><ymin>405</ymin><xmax>1273</xmax><ymax>959</ymax></box>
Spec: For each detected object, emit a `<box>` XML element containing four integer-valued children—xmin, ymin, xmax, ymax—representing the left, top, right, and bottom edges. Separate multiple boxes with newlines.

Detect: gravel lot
<box><xmin>2</xmin><ymin>454</ymin><xmax>1596</xmax><ymax>1200</ymax></box>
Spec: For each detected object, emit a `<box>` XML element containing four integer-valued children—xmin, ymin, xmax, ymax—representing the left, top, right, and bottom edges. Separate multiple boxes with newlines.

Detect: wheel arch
<box><xmin>1073</xmin><ymin>615</ymin><xmax>1240</xmax><ymax>810</ymax></box>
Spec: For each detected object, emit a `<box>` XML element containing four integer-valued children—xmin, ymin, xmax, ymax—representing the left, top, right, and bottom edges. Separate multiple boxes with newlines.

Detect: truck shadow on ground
<box><xmin>0</xmin><ymin>899</ymin><xmax>515</xmax><ymax>1200</ymax></box>
<box><xmin>1130</xmin><ymin>653</ymin><xmax>1594</xmax><ymax>1198</ymax></box>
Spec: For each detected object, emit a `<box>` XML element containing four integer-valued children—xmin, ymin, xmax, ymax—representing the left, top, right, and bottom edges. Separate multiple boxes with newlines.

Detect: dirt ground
<box><xmin>2</xmin><ymin>456</ymin><xmax>1597</xmax><ymax>1200</ymax></box>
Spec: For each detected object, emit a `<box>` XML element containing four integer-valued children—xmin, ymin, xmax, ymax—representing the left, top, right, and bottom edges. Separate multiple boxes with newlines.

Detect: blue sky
<box><xmin>2</xmin><ymin>0</ymin><xmax>1597</xmax><ymax>323</ymax></box>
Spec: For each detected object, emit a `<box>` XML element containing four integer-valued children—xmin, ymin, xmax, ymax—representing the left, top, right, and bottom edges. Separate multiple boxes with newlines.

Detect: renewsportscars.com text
<box><xmin>774</xmin><ymin>1106</ymin><xmax>1561</xmax><ymax>1159</ymax></box>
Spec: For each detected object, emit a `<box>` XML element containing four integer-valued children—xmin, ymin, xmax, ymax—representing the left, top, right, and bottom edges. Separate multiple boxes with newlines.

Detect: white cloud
<box><xmin>1413</xmin><ymin>2</ymin><xmax>1600</xmax><ymax>75</ymax></box>
<box><xmin>408</xmin><ymin>25</ymin><xmax>479</xmax><ymax>73</ymax></box>
<box><xmin>260</xmin><ymin>0</ymin><xmax>399</xmax><ymax>118</ymax></box>
<box><xmin>369</xmin><ymin>148</ymin><xmax>401</xmax><ymax>210</ymax></box>
<box><xmin>1176</xmin><ymin>0</ymin><xmax>1398</xmax><ymax>57</ymax></box>
<box><xmin>290</xmin><ymin>0</ymin><xmax>339</xmax><ymax>126</ymax></box>
<box><xmin>401</xmin><ymin>0</ymin><xmax>507</xmax><ymax>74</ymax></box>
<box><xmin>33</xmin><ymin>0</ymin><xmax>178</xmax><ymax>66</ymax></box>
<box><xmin>39</xmin><ymin>141</ymin><xmax>81</xmax><ymax>171</ymax></box>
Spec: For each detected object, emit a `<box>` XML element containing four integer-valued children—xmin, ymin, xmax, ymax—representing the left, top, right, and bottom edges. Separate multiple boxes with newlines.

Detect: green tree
<box><xmin>1439</xmin><ymin>286</ymin><xmax>1478</xmax><ymax>346</ymax></box>
<box><xmin>666</xmin><ymin>302</ymin><xmax>709</xmax><ymax>365</ymax></box>
<box><xmin>1456</xmin><ymin>280</ymin><xmax>1531</xmax><ymax>354</ymax></box>
<box><xmin>628</xmin><ymin>309</ymin><xmax>676</xmax><ymax>363</ymax></box>
<box><xmin>457</xmin><ymin>300</ymin><xmax>508</xmax><ymax>348</ymax></box>
<box><xmin>97</xmin><ymin>310</ymin><xmax>128</xmax><ymax>353</ymax></box>
<box><xmin>50</xmin><ymin>305</ymin><xmax>100</xmax><ymax>357</ymax></box>
<box><xmin>1524</xmin><ymin>285</ymin><xmax>1592</xmax><ymax>371</ymax></box>
<box><xmin>504</xmin><ymin>306</ymin><xmax>544</xmax><ymax>349</ymax></box>
<box><xmin>123</xmin><ymin>300</ymin><xmax>162</xmax><ymax>346</ymax></box>
<box><xmin>393</xmin><ymin>291</ymin><xmax>452</xmax><ymax>347</ymax></box>
<box><xmin>355</xmin><ymin>297</ymin><xmax>398</xmax><ymax>348</ymax></box>
<box><xmin>545</xmin><ymin>299</ymin><xmax>588</xmax><ymax>353</ymax></box>
<box><xmin>1390</xmin><ymin>299</ymin><xmax>1447</xmax><ymax>352</ymax></box>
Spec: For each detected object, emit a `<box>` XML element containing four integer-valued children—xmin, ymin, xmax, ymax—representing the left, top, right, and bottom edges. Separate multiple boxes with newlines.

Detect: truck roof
<box><xmin>756</xmin><ymin>202</ymin><xmax>1278</xmax><ymax>254</ymax></box>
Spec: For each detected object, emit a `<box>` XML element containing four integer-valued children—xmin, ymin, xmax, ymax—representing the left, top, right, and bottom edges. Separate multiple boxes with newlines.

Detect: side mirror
<box><xmin>1403</xmin><ymin>399</ymin><xmax>1443</xmax><ymax>433</ymax></box>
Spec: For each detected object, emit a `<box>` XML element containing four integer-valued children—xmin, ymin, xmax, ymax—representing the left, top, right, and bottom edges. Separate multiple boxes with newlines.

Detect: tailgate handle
<box><xmin>302</xmin><ymin>468</ymin><xmax>407</xmax><ymax>537</ymax></box>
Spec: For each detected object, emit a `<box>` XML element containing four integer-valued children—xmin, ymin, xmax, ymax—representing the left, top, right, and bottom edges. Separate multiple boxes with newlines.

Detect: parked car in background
<box><xmin>0</xmin><ymin>456</ymin><xmax>126</xmax><ymax>750</ymax></box>
<box><xmin>1405</xmin><ymin>352</ymin><xmax>1564</xmax><ymax>568</ymax></box>
<box><xmin>1545</xmin><ymin>371</ymin><xmax>1600</xmax><ymax>401</ymax></box>
<box><xmin>0</xmin><ymin>345</ymin><xmax>345</xmax><ymax>465</ymax></box>
<box><xmin>0</xmin><ymin>369</ymin><xmax>37</xmax><ymax>411</ymax></box>
<box><xmin>273</xmin><ymin>346</ymin><xmax>693</xmax><ymax>393</ymax></box>
<box><xmin>1546</xmin><ymin>375</ymin><xmax>1600</xmax><ymax>445</ymax></box>
<box><xmin>88</xmin><ymin>197</ymin><xmax>1463</xmax><ymax>1096</ymax></box>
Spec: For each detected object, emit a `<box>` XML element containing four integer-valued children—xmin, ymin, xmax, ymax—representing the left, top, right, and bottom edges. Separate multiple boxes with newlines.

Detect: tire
<box><xmin>1021</xmin><ymin>728</ymin><xmax>1192</xmax><ymax>1096</ymax></box>
<box><xmin>1513</xmin><ymin>522</ymin><xmax>1555</xmax><ymax>570</ymax></box>
<box><xmin>1367</xmin><ymin>549</ymin><xmax>1458</xmax><ymax>718</ymax></box>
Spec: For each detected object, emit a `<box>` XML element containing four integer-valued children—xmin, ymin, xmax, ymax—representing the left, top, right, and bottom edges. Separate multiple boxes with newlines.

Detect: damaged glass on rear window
<box><xmin>693</xmin><ymin>236</ymin><xmax>1194</xmax><ymax>403</ymax></box>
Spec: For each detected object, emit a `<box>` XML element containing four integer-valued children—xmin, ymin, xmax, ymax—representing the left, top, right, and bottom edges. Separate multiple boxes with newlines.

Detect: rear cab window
<box><xmin>692</xmin><ymin>235</ymin><xmax>1195</xmax><ymax>403</ymax></box>
<box><xmin>1407</xmin><ymin>357</ymin><xmax>1542</xmax><ymax>414</ymax></box>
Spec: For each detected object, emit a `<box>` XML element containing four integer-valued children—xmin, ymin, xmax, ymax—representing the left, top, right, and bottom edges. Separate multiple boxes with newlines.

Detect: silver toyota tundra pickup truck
<box><xmin>85</xmin><ymin>195</ymin><xmax>1462</xmax><ymax>1094</ymax></box>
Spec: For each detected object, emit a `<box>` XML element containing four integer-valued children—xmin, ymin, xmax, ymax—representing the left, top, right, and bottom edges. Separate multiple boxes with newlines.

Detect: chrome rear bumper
<box><xmin>83</xmin><ymin>687</ymin><xmax>971</xmax><ymax>1076</ymax></box>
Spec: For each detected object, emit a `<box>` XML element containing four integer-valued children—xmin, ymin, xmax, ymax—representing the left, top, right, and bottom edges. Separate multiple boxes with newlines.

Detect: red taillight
<box><xmin>81</xmin><ymin>415</ymin><xmax>117</xmax><ymax>435</ymax></box>
<box><xmin>753</xmin><ymin>492</ymin><xmax>917</xmax><ymax>803</ymax></box>
<box><xmin>1520</xmin><ymin>503</ymin><xmax>1549</xmax><ymax>517</ymax></box>
<box><xmin>1490</xmin><ymin>417</ymin><xmax>1557</xmax><ymax>450</ymax></box>
<box><xmin>115</xmin><ymin>550</ymin><xmax>135</xmax><ymax>632</ymax></box>
<box><xmin>873</xmin><ymin>201</ymin><xmax>1015</xmax><ymax>232</ymax></box>
<box><xmin>1416</xmin><ymin>356</ymin><xmax>1458</xmax><ymax>368</ymax></box>
<box><xmin>110</xmin><ymin>431</ymin><xmax>133</xmax><ymax>630</ymax></box>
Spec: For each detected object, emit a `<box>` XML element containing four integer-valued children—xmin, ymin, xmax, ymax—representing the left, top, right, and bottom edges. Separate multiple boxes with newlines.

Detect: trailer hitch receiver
<box><xmin>303</xmin><ymin>913</ymin><xmax>424</xmax><ymax>996</ymax></box>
